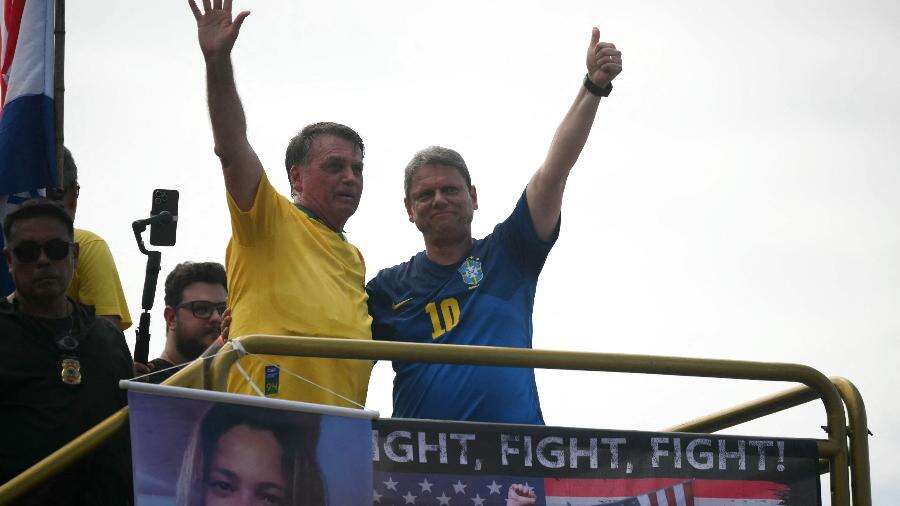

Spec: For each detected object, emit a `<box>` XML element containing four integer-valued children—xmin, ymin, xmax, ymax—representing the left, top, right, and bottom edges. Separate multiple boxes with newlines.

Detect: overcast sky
<box><xmin>63</xmin><ymin>1</ymin><xmax>898</xmax><ymax>502</ymax></box>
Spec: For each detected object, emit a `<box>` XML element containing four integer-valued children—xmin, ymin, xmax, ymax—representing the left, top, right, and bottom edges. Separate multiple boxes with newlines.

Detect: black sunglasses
<box><xmin>177</xmin><ymin>300</ymin><xmax>227</xmax><ymax>319</ymax></box>
<box><xmin>12</xmin><ymin>239</ymin><xmax>74</xmax><ymax>263</ymax></box>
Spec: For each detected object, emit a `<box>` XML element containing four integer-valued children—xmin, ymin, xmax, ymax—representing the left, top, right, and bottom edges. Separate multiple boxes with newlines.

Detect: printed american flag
<box><xmin>373</xmin><ymin>471</ymin><xmax>544</xmax><ymax>505</ymax></box>
<box><xmin>544</xmin><ymin>478</ymin><xmax>789</xmax><ymax>506</ymax></box>
<box><xmin>373</xmin><ymin>474</ymin><xmax>790</xmax><ymax>506</ymax></box>
<box><xmin>596</xmin><ymin>480</ymin><xmax>693</xmax><ymax>506</ymax></box>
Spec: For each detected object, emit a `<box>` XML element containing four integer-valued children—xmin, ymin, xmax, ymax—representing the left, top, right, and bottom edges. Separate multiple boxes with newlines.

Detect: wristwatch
<box><xmin>583</xmin><ymin>74</ymin><xmax>612</xmax><ymax>98</ymax></box>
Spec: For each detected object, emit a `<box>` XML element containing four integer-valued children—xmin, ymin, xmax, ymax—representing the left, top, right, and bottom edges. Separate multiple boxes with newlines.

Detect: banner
<box><xmin>124</xmin><ymin>383</ymin><xmax>822</xmax><ymax>505</ymax></box>
<box><xmin>124</xmin><ymin>382</ymin><xmax>376</xmax><ymax>506</ymax></box>
<box><xmin>373</xmin><ymin>419</ymin><xmax>821</xmax><ymax>505</ymax></box>
<box><xmin>0</xmin><ymin>0</ymin><xmax>59</xmax><ymax>295</ymax></box>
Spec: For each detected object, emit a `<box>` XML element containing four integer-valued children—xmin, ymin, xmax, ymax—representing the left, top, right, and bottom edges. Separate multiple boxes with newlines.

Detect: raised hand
<box><xmin>506</xmin><ymin>484</ymin><xmax>537</xmax><ymax>506</ymax></box>
<box><xmin>188</xmin><ymin>0</ymin><xmax>251</xmax><ymax>59</ymax></box>
<box><xmin>586</xmin><ymin>27</ymin><xmax>622</xmax><ymax>88</ymax></box>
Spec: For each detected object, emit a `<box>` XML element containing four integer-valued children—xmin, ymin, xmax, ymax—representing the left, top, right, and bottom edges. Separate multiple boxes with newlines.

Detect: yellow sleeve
<box><xmin>226</xmin><ymin>172</ymin><xmax>290</xmax><ymax>246</ymax></box>
<box><xmin>71</xmin><ymin>233</ymin><xmax>133</xmax><ymax>330</ymax></box>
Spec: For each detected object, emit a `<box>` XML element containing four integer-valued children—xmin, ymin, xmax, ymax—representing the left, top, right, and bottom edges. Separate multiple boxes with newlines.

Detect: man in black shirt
<box><xmin>0</xmin><ymin>199</ymin><xmax>133</xmax><ymax>505</ymax></box>
<box><xmin>144</xmin><ymin>261</ymin><xmax>227</xmax><ymax>384</ymax></box>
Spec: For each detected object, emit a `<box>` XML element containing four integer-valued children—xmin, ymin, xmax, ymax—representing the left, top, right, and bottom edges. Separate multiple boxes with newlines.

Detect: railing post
<box><xmin>833</xmin><ymin>377</ymin><xmax>871</xmax><ymax>506</ymax></box>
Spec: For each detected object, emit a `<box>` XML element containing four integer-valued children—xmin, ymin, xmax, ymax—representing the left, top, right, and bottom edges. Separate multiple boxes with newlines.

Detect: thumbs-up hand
<box><xmin>587</xmin><ymin>27</ymin><xmax>622</xmax><ymax>89</ymax></box>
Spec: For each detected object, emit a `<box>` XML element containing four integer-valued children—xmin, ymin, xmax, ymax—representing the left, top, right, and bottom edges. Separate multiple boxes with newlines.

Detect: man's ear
<box><xmin>163</xmin><ymin>306</ymin><xmax>177</xmax><ymax>331</ymax></box>
<box><xmin>469</xmin><ymin>185</ymin><xmax>478</xmax><ymax>210</ymax></box>
<box><xmin>64</xmin><ymin>191</ymin><xmax>78</xmax><ymax>219</ymax></box>
<box><xmin>288</xmin><ymin>164</ymin><xmax>303</xmax><ymax>198</ymax></box>
<box><xmin>404</xmin><ymin>197</ymin><xmax>415</xmax><ymax>223</ymax></box>
<box><xmin>2</xmin><ymin>249</ymin><xmax>11</xmax><ymax>272</ymax></box>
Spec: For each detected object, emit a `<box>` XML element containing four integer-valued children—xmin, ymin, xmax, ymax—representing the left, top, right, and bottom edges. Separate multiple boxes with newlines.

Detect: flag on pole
<box><xmin>0</xmin><ymin>0</ymin><xmax>59</xmax><ymax>295</ymax></box>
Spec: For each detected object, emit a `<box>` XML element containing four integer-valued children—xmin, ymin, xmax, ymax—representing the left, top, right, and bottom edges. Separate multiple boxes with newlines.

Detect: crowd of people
<box><xmin>0</xmin><ymin>0</ymin><xmax>622</xmax><ymax>503</ymax></box>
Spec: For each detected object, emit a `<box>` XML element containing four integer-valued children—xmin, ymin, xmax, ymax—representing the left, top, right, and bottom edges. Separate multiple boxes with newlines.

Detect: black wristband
<box><xmin>583</xmin><ymin>74</ymin><xmax>612</xmax><ymax>98</ymax></box>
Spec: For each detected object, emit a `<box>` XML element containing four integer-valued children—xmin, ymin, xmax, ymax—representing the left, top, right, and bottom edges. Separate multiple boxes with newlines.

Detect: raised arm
<box><xmin>188</xmin><ymin>0</ymin><xmax>262</xmax><ymax>210</ymax></box>
<box><xmin>525</xmin><ymin>27</ymin><xmax>623</xmax><ymax>240</ymax></box>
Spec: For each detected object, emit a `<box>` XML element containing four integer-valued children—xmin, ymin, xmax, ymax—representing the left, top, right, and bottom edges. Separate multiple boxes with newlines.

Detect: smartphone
<box><xmin>149</xmin><ymin>189</ymin><xmax>179</xmax><ymax>246</ymax></box>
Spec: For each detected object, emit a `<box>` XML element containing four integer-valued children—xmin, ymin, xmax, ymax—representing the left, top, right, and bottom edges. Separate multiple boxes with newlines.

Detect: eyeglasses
<box><xmin>176</xmin><ymin>300</ymin><xmax>227</xmax><ymax>319</ymax></box>
<box><xmin>11</xmin><ymin>239</ymin><xmax>74</xmax><ymax>263</ymax></box>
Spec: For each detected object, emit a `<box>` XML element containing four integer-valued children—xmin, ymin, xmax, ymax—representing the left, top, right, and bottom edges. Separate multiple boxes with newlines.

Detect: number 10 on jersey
<box><xmin>425</xmin><ymin>297</ymin><xmax>460</xmax><ymax>339</ymax></box>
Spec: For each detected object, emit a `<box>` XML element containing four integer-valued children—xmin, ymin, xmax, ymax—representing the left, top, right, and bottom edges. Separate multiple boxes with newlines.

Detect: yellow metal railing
<box><xmin>666</xmin><ymin>376</ymin><xmax>871</xmax><ymax>506</ymax></box>
<box><xmin>0</xmin><ymin>336</ymin><xmax>864</xmax><ymax>505</ymax></box>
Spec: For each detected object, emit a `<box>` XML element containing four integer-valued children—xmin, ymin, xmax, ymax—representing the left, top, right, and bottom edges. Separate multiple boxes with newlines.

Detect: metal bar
<box><xmin>665</xmin><ymin>384</ymin><xmax>819</xmax><ymax>433</ymax></box>
<box><xmin>832</xmin><ymin>377</ymin><xmax>871</xmax><ymax>506</ymax></box>
<box><xmin>0</xmin><ymin>360</ymin><xmax>205</xmax><ymax>504</ymax></box>
<box><xmin>210</xmin><ymin>334</ymin><xmax>851</xmax><ymax>505</ymax></box>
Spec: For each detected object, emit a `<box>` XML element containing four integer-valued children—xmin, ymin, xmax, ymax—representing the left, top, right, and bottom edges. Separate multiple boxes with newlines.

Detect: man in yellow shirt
<box><xmin>187</xmin><ymin>0</ymin><xmax>372</xmax><ymax>406</ymax></box>
<box><xmin>57</xmin><ymin>147</ymin><xmax>132</xmax><ymax>331</ymax></box>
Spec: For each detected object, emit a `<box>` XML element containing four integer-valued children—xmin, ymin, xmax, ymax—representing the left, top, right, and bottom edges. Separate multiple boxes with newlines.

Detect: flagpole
<box><xmin>54</xmin><ymin>0</ymin><xmax>65</xmax><ymax>187</ymax></box>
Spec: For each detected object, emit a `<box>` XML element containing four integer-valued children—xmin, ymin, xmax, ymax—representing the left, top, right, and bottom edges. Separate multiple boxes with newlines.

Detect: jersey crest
<box><xmin>458</xmin><ymin>256</ymin><xmax>484</xmax><ymax>287</ymax></box>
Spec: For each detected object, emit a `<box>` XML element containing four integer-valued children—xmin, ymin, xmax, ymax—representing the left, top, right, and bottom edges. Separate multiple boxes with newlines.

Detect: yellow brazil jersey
<box><xmin>68</xmin><ymin>229</ymin><xmax>132</xmax><ymax>331</ymax></box>
<box><xmin>225</xmin><ymin>171</ymin><xmax>373</xmax><ymax>407</ymax></box>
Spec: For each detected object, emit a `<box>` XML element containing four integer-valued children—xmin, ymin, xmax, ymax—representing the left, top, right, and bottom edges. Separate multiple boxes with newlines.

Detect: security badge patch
<box><xmin>458</xmin><ymin>256</ymin><xmax>484</xmax><ymax>288</ymax></box>
<box><xmin>60</xmin><ymin>357</ymin><xmax>82</xmax><ymax>385</ymax></box>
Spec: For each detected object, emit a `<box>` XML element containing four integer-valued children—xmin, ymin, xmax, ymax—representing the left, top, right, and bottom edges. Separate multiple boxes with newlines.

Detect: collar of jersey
<box><xmin>293</xmin><ymin>203</ymin><xmax>346</xmax><ymax>241</ymax></box>
<box><xmin>419</xmin><ymin>240</ymin><xmax>477</xmax><ymax>274</ymax></box>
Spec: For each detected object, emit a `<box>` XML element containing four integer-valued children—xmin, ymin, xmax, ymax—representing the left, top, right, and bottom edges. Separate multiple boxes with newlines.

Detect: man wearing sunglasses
<box><xmin>0</xmin><ymin>199</ymin><xmax>133</xmax><ymax>502</ymax></box>
<box><xmin>144</xmin><ymin>262</ymin><xmax>228</xmax><ymax>384</ymax></box>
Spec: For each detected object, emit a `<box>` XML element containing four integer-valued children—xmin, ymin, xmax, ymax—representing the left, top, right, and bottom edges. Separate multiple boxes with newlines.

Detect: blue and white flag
<box><xmin>0</xmin><ymin>0</ymin><xmax>58</xmax><ymax>294</ymax></box>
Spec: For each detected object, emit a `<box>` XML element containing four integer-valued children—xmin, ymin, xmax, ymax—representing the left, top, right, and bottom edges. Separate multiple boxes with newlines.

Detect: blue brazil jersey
<box><xmin>367</xmin><ymin>191</ymin><xmax>558</xmax><ymax>424</ymax></box>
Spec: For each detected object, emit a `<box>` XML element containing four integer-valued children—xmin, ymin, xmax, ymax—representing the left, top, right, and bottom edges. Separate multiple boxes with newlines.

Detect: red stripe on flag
<box><xmin>648</xmin><ymin>493</ymin><xmax>659</xmax><ymax>506</ymax></box>
<box><xmin>693</xmin><ymin>480</ymin><xmax>788</xmax><ymax>499</ymax></box>
<box><xmin>545</xmin><ymin>478</ymin><xmax>680</xmax><ymax>497</ymax></box>
<box><xmin>684</xmin><ymin>481</ymin><xmax>695</xmax><ymax>506</ymax></box>
<box><xmin>666</xmin><ymin>487</ymin><xmax>677</xmax><ymax>505</ymax></box>
<box><xmin>544</xmin><ymin>478</ymin><xmax>787</xmax><ymax>499</ymax></box>
<box><xmin>1</xmin><ymin>0</ymin><xmax>28</xmax><ymax>107</ymax></box>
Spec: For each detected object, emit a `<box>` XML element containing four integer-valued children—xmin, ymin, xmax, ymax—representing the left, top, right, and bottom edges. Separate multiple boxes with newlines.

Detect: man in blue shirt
<box><xmin>367</xmin><ymin>28</ymin><xmax>623</xmax><ymax>424</ymax></box>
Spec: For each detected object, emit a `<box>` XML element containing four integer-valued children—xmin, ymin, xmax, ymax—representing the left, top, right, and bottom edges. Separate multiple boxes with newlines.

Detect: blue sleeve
<box><xmin>493</xmin><ymin>190</ymin><xmax>559</xmax><ymax>276</ymax></box>
<box><xmin>365</xmin><ymin>274</ymin><xmax>395</xmax><ymax>341</ymax></box>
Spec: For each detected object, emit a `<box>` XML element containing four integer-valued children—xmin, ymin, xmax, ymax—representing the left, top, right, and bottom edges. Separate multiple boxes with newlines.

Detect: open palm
<box><xmin>188</xmin><ymin>0</ymin><xmax>250</xmax><ymax>58</ymax></box>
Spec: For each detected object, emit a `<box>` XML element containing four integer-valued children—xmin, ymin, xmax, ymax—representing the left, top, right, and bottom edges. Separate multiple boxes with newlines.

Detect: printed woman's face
<box><xmin>205</xmin><ymin>424</ymin><xmax>288</xmax><ymax>506</ymax></box>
